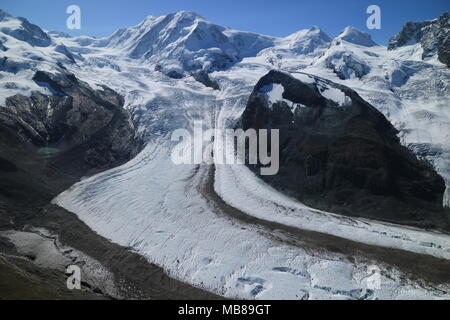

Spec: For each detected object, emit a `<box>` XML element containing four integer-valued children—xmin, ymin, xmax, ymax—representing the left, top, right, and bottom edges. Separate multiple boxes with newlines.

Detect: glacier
<box><xmin>1</xmin><ymin>9</ymin><xmax>450</xmax><ymax>299</ymax></box>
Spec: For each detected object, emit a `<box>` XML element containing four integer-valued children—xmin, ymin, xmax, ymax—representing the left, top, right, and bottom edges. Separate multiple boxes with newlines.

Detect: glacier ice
<box><xmin>1</xmin><ymin>9</ymin><xmax>450</xmax><ymax>299</ymax></box>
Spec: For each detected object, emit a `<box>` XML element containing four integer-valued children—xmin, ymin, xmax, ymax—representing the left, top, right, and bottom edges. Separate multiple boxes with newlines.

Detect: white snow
<box><xmin>1</xmin><ymin>9</ymin><xmax>450</xmax><ymax>299</ymax></box>
<box><xmin>320</xmin><ymin>86</ymin><xmax>348</xmax><ymax>106</ymax></box>
<box><xmin>258</xmin><ymin>83</ymin><xmax>294</xmax><ymax>109</ymax></box>
<box><xmin>334</xmin><ymin>26</ymin><xmax>378</xmax><ymax>47</ymax></box>
<box><xmin>54</xmin><ymin>139</ymin><xmax>450</xmax><ymax>300</ymax></box>
<box><xmin>290</xmin><ymin>72</ymin><xmax>316</xmax><ymax>83</ymax></box>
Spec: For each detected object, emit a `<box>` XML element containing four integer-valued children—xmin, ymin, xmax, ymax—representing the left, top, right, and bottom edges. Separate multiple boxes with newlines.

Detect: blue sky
<box><xmin>1</xmin><ymin>0</ymin><xmax>448</xmax><ymax>44</ymax></box>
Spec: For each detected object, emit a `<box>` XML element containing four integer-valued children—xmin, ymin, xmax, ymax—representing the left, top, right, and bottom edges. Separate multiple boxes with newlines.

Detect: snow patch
<box><xmin>317</xmin><ymin>83</ymin><xmax>351</xmax><ymax>107</ymax></box>
<box><xmin>259</xmin><ymin>83</ymin><xmax>293</xmax><ymax>108</ymax></box>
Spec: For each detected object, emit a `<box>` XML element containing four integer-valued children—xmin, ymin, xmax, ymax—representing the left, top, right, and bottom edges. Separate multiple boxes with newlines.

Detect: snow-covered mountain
<box><xmin>62</xmin><ymin>11</ymin><xmax>276</xmax><ymax>75</ymax></box>
<box><xmin>279</xmin><ymin>26</ymin><xmax>331</xmax><ymax>54</ymax></box>
<box><xmin>334</xmin><ymin>26</ymin><xmax>378</xmax><ymax>47</ymax></box>
<box><xmin>51</xmin><ymin>12</ymin><xmax>335</xmax><ymax>77</ymax></box>
<box><xmin>0</xmin><ymin>9</ymin><xmax>51</xmax><ymax>47</ymax></box>
<box><xmin>0</xmin><ymin>9</ymin><xmax>80</xmax><ymax>106</ymax></box>
<box><xmin>2</xmin><ymin>8</ymin><xmax>450</xmax><ymax>299</ymax></box>
<box><xmin>311</xmin><ymin>29</ymin><xmax>376</xmax><ymax>80</ymax></box>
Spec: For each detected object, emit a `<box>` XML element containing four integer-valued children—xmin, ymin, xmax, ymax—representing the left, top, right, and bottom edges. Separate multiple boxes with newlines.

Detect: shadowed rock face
<box><xmin>240</xmin><ymin>70</ymin><xmax>448</xmax><ymax>230</ymax></box>
<box><xmin>388</xmin><ymin>12</ymin><xmax>450</xmax><ymax>67</ymax></box>
<box><xmin>191</xmin><ymin>70</ymin><xmax>220</xmax><ymax>90</ymax></box>
<box><xmin>0</xmin><ymin>71</ymin><xmax>141</xmax><ymax>180</ymax></box>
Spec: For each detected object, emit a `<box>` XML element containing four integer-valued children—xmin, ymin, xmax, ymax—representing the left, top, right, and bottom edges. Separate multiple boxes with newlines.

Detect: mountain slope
<box><xmin>0</xmin><ymin>9</ymin><xmax>51</xmax><ymax>47</ymax></box>
<box><xmin>44</xmin><ymin>9</ymin><xmax>450</xmax><ymax>223</ymax></box>
<box><xmin>1</xmin><ymin>8</ymin><xmax>450</xmax><ymax>300</ymax></box>
<box><xmin>239</xmin><ymin>70</ymin><xmax>448</xmax><ymax>229</ymax></box>
<box><xmin>388</xmin><ymin>12</ymin><xmax>450</xmax><ymax>67</ymax></box>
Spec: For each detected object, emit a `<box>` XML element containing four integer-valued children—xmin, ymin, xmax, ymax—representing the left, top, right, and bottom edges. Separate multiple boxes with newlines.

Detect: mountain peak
<box><xmin>134</xmin><ymin>11</ymin><xmax>206</xmax><ymax>32</ymax></box>
<box><xmin>307</xmin><ymin>26</ymin><xmax>331</xmax><ymax>40</ymax></box>
<box><xmin>171</xmin><ymin>10</ymin><xmax>205</xmax><ymax>19</ymax></box>
<box><xmin>285</xmin><ymin>26</ymin><xmax>331</xmax><ymax>54</ymax></box>
<box><xmin>0</xmin><ymin>10</ymin><xmax>51</xmax><ymax>47</ymax></box>
<box><xmin>161</xmin><ymin>10</ymin><xmax>206</xmax><ymax>25</ymax></box>
<box><xmin>334</xmin><ymin>26</ymin><xmax>377</xmax><ymax>47</ymax></box>
<box><xmin>287</xmin><ymin>26</ymin><xmax>328</xmax><ymax>38</ymax></box>
<box><xmin>103</xmin><ymin>10</ymin><xmax>274</xmax><ymax>73</ymax></box>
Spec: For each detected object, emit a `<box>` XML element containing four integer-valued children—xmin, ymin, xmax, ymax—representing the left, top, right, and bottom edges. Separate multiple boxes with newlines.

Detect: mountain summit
<box><xmin>102</xmin><ymin>11</ymin><xmax>275</xmax><ymax>73</ymax></box>
<box><xmin>333</xmin><ymin>26</ymin><xmax>377</xmax><ymax>47</ymax></box>
<box><xmin>0</xmin><ymin>9</ymin><xmax>51</xmax><ymax>47</ymax></box>
<box><xmin>284</xmin><ymin>26</ymin><xmax>331</xmax><ymax>54</ymax></box>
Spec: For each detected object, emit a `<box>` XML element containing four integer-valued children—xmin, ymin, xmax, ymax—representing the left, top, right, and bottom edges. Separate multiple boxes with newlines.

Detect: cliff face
<box><xmin>388</xmin><ymin>12</ymin><xmax>450</xmax><ymax>67</ymax></box>
<box><xmin>240</xmin><ymin>70</ymin><xmax>448</xmax><ymax>229</ymax></box>
<box><xmin>0</xmin><ymin>71</ymin><xmax>141</xmax><ymax>204</ymax></box>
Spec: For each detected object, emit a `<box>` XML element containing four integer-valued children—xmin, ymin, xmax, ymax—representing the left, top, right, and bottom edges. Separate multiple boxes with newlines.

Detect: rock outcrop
<box><xmin>240</xmin><ymin>70</ymin><xmax>448</xmax><ymax>229</ymax></box>
<box><xmin>0</xmin><ymin>71</ymin><xmax>141</xmax><ymax>179</ymax></box>
<box><xmin>191</xmin><ymin>70</ymin><xmax>220</xmax><ymax>90</ymax></box>
<box><xmin>388</xmin><ymin>12</ymin><xmax>450</xmax><ymax>67</ymax></box>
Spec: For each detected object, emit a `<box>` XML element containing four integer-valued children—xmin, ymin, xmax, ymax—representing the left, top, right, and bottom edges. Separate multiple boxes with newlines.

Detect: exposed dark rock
<box><xmin>388</xmin><ymin>12</ymin><xmax>450</xmax><ymax>67</ymax></box>
<box><xmin>0</xmin><ymin>71</ymin><xmax>141</xmax><ymax>179</ymax></box>
<box><xmin>154</xmin><ymin>65</ymin><xmax>184</xmax><ymax>79</ymax></box>
<box><xmin>191</xmin><ymin>70</ymin><xmax>220</xmax><ymax>90</ymax></box>
<box><xmin>54</xmin><ymin>44</ymin><xmax>76</xmax><ymax>64</ymax></box>
<box><xmin>239</xmin><ymin>70</ymin><xmax>448</xmax><ymax>230</ymax></box>
<box><xmin>166</xmin><ymin>70</ymin><xmax>184</xmax><ymax>79</ymax></box>
<box><xmin>0</xmin><ymin>157</ymin><xmax>17</xmax><ymax>172</ymax></box>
